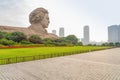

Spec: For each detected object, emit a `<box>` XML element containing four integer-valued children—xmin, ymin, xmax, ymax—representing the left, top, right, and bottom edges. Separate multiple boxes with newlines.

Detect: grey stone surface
<box><xmin>0</xmin><ymin>48</ymin><xmax>120</xmax><ymax>80</ymax></box>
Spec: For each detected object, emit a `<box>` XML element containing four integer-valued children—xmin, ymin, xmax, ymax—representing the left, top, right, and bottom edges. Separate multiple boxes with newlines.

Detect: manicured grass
<box><xmin>0</xmin><ymin>46</ymin><xmax>110</xmax><ymax>65</ymax></box>
<box><xmin>0</xmin><ymin>46</ymin><xmax>108</xmax><ymax>59</ymax></box>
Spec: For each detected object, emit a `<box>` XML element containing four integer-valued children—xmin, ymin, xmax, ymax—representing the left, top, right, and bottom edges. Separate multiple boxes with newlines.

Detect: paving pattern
<box><xmin>0</xmin><ymin>48</ymin><xmax>120</xmax><ymax>80</ymax></box>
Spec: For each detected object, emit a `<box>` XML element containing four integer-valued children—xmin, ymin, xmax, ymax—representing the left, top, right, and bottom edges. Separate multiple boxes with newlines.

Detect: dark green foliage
<box><xmin>0</xmin><ymin>31</ymin><xmax>82</xmax><ymax>46</ymax></box>
<box><xmin>76</xmin><ymin>42</ymin><xmax>83</xmax><ymax>46</ymax></box>
<box><xmin>115</xmin><ymin>42</ymin><xmax>120</xmax><ymax>47</ymax></box>
<box><xmin>102</xmin><ymin>43</ymin><xmax>109</xmax><ymax>46</ymax></box>
<box><xmin>0</xmin><ymin>34</ymin><xmax>3</xmax><ymax>39</ymax></box>
<box><xmin>54</xmin><ymin>37</ymin><xmax>69</xmax><ymax>43</ymax></box>
<box><xmin>20</xmin><ymin>40</ymin><xmax>32</xmax><ymax>44</ymax></box>
<box><xmin>102</xmin><ymin>42</ymin><xmax>120</xmax><ymax>47</ymax></box>
<box><xmin>93</xmin><ymin>44</ymin><xmax>97</xmax><ymax>46</ymax></box>
<box><xmin>43</xmin><ymin>38</ymin><xmax>53</xmax><ymax>46</ymax></box>
<box><xmin>29</xmin><ymin>35</ymin><xmax>42</xmax><ymax>44</ymax></box>
<box><xmin>0</xmin><ymin>31</ymin><xmax>9</xmax><ymax>39</ymax></box>
<box><xmin>52</xmin><ymin>38</ymin><xmax>72</xmax><ymax>46</ymax></box>
<box><xmin>6</xmin><ymin>32</ymin><xmax>26</xmax><ymax>43</ymax></box>
<box><xmin>0</xmin><ymin>39</ymin><xmax>15</xmax><ymax>46</ymax></box>
<box><xmin>87</xmin><ymin>44</ymin><xmax>92</xmax><ymax>46</ymax></box>
<box><xmin>109</xmin><ymin>42</ymin><xmax>115</xmax><ymax>46</ymax></box>
<box><xmin>65</xmin><ymin>35</ymin><xmax>78</xmax><ymax>45</ymax></box>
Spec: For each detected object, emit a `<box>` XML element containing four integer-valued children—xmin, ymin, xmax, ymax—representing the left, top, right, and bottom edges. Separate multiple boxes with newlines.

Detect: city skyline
<box><xmin>0</xmin><ymin>0</ymin><xmax>120</xmax><ymax>41</ymax></box>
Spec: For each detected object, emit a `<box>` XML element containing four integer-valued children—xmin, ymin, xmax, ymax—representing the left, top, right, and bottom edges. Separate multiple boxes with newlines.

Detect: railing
<box><xmin>0</xmin><ymin>48</ymin><xmax>109</xmax><ymax>65</ymax></box>
<box><xmin>0</xmin><ymin>50</ymin><xmax>89</xmax><ymax>65</ymax></box>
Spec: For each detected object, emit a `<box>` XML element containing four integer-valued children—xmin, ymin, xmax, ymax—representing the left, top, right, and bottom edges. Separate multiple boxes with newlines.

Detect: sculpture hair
<box><xmin>29</xmin><ymin>7</ymin><xmax>48</xmax><ymax>24</ymax></box>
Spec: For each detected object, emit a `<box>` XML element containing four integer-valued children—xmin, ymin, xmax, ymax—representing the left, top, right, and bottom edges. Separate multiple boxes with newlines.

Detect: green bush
<box><xmin>43</xmin><ymin>38</ymin><xmax>53</xmax><ymax>45</ymax></box>
<box><xmin>6</xmin><ymin>32</ymin><xmax>27</xmax><ymax>43</ymax></box>
<box><xmin>76</xmin><ymin>42</ymin><xmax>83</xmax><ymax>46</ymax></box>
<box><xmin>0</xmin><ymin>31</ymin><xmax>9</xmax><ymax>39</ymax></box>
<box><xmin>0</xmin><ymin>34</ymin><xmax>3</xmax><ymax>39</ymax></box>
<box><xmin>53</xmin><ymin>41</ymin><xmax>73</xmax><ymax>46</ymax></box>
<box><xmin>0</xmin><ymin>39</ymin><xmax>16</xmax><ymax>46</ymax></box>
<box><xmin>29</xmin><ymin>35</ymin><xmax>42</xmax><ymax>44</ymax></box>
<box><xmin>20</xmin><ymin>40</ymin><xmax>32</xmax><ymax>44</ymax></box>
<box><xmin>0</xmin><ymin>44</ymin><xmax>3</xmax><ymax>46</ymax></box>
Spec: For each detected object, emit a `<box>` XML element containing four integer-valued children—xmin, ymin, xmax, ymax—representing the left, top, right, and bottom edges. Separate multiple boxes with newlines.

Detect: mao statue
<box><xmin>0</xmin><ymin>7</ymin><xmax>58</xmax><ymax>39</ymax></box>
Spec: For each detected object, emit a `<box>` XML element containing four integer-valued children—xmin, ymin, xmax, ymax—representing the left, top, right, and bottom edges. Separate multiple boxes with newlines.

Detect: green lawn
<box><xmin>0</xmin><ymin>46</ymin><xmax>110</xmax><ymax>65</ymax></box>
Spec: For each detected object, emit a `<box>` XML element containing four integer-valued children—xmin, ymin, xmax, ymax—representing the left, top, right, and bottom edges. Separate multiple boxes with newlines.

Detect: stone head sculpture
<box><xmin>29</xmin><ymin>7</ymin><xmax>49</xmax><ymax>28</ymax></box>
<box><xmin>0</xmin><ymin>7</ymin><xmax>58</xmax><ymax>39</ymax></box>
<box><xmin>28</xmin><ymin>7</ymin><xmax>58</xmax><ymax>39</ymax></box>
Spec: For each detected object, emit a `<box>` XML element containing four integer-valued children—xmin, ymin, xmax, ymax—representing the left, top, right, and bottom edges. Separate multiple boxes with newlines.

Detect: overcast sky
<box><xmin>0</xmin><ymin>0</ymin><xmax>120</xmax><ymax>42</ymax></box>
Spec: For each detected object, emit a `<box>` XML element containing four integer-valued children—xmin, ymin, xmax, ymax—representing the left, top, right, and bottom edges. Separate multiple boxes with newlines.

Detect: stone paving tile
<box><xmin>67</xmin><ymin>48</ymin><xmax>120</xmax><ymax>65</ymax></box>
<box><xmin>0</xmin><ymin>48</ymin><xmax>120</xmax><ymax>80</ymax></box>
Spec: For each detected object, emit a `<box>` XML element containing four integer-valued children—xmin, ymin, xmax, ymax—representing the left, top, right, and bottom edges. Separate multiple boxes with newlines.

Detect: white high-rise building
<box><xmin>108</xmin><ymin>25</ymin><xmax>120</xmax><ymax>43</ymax></box>
<box><xmin>52</xmin><ymin>30</ymin><xmax>56</xmax><ymax>35</ymax></box>
<box><xmin>59</xmin><ymin>27</ymin><xmax>64</xmax><ymax>37</ymax></box>
<box><xmin>82</xmin><ymin>25</ymin><xmax>90</xmax><ymax>45</ymax></box>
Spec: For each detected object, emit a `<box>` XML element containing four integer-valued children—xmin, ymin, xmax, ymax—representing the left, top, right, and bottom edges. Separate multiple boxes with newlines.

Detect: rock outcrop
<box><xmin>0</xmin><ymin>7</ymin><xmax>58</xmax><ymax>39</ymax></box>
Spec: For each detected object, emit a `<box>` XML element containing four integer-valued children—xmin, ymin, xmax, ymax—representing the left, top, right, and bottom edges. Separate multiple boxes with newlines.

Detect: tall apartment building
<box><xmin>82</xmin><ymin>25</ymin><xmax>90</xmax><ymax>45</ymax></box>
<box><xmin>108</xmin><ymin>25</ymin><xmax>120</xmax><ymax>43</ymax></box>
<box><xmin>59</xmin><ymin>27</ymin><xmax>64</xmax><ymax>37</ymax></box>
<box><xmin>52</xmin><ymin>30</ymin><xmax>56</xmax><ymax>35</ymax></box>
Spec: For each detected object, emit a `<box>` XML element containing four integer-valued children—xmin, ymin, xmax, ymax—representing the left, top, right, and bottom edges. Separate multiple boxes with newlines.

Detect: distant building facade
<box><xmin>82</xmin><ymin>25</ymin><xmax>90</xmax><ymax>45</ymax></box>
<box><xmin>59</xmin><ymin>27</ymin><xmax>64</xmax><ymax>37</ymax></box>
<box><xmin>52</xmin><ymin>30</ymin><xmax>56</xmax><ymax>35</ymax></box>
<box><xmin>108</xmin><ymin>25</ymin><xmax>120</xmax><ymax>43</ymax></box>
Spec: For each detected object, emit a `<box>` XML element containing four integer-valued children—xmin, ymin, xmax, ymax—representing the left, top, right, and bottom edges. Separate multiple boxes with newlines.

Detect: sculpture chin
<box><xmin>42</xmin><ymin>24</ymin><xmax>48</xmax><ymax>28</ymax></box>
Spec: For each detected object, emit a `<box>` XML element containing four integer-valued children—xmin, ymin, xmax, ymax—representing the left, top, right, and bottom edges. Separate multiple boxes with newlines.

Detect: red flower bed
<box><xmin>0</xmin><ymin>46</ymin><xmax>36</xmax><ymax>49</ymax></box>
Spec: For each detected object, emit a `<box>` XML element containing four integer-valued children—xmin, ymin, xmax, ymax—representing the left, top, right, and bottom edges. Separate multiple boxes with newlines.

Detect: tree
<box><xmin>65</xmin><ymin>35</ymin><xmax>78</xmax><ymax>45</ymax></box>
<box><xmin>101</xmin><ymin>43</ymin><xmax>109</xmax><ymax>46</ymax></box>
<box><xmin>6</xmin><ymin>32</ymin><xmax>26</xmax><ymax>43</ymax></box>
<box><xmin>109</xmin><ymin>42</ymin><xmax>115</xmax><ymax>46</ymax></box>
<box><xmin>53</xmin><ymin>38</ymin><xmax>68</xmax><ymax>43</ymax></box>
<box><xmin>76</xmin><ymin>42</ymin><xmax>83</xmax><ymax>46</ymax></box>
<box><xmin>29</xmin><ymin>35</ymin><xmax>42</xmax><ymax>44</ymax></box>
<box><xmin>51</xmin><ymin>37</ymin><xmax>72</xmax><ymax>46</ymax></box>
<box><xmin>115</xmin><ymin>42</ymin><xmax>120</xmax><ymax>47</ymax></box>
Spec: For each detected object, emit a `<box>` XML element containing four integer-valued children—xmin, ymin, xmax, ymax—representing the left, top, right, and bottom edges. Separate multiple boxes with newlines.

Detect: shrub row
<box><xmin>0</xmin><ymin>31</ymin><xmax>83</xmax><ymax>46</ymax></box>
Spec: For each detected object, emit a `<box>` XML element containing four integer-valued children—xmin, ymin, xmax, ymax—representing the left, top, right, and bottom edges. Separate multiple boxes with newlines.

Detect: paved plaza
<box><xmin>0</xmin><ymin>48</ymin><xmax>120</xmax><ymax>80</ymax></box>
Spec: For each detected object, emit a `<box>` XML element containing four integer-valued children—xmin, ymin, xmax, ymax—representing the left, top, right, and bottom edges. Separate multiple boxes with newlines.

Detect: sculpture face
<box><xmin>41</xmin><ymin>13</ymin><xmax>50</xmax><ymax>28</ymax></box>
<box><xmin>29</xmin><ymin>8</ymin><xmax>49</xmax><ymax>29</ymax></box>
